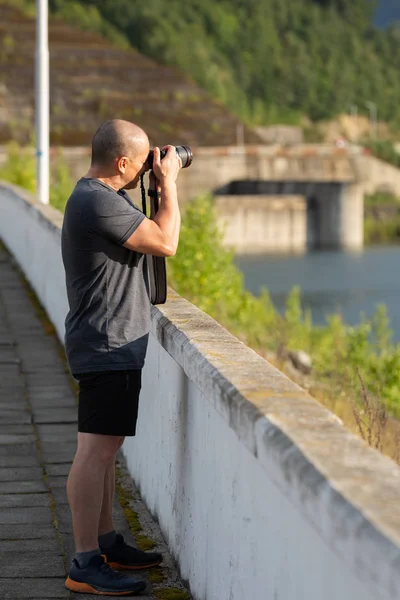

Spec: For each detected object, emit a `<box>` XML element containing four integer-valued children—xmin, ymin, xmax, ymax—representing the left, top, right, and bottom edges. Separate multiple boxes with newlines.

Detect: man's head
<box><xmin>90</xmin><ymin>120</ymin><xmax>150</xmax><ymax>190</ymax></box>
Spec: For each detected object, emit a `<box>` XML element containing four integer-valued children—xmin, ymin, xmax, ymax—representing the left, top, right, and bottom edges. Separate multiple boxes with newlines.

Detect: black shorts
<box><xmin>74</xmin><ymin>370</ymin><xmax>142</xmax><ymax>437</ymax></box>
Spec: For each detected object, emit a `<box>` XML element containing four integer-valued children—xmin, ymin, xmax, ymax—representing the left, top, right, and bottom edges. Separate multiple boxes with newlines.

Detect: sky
<box><xmin>374</xmin><ymin>0</ymin><xmax>400</xmax><ymax>27</ymax></box>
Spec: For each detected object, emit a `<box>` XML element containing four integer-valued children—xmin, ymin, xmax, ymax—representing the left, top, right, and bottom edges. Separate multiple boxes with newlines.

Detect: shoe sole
<box><xmin>65</xmin><ymin>577</ymin><xmax>146</xmax><ymax>596</ymax></box>
<box><xmin>109</xmin><ymin>560</ymin><xmax>162</xmax><ymax>571</ymax></box>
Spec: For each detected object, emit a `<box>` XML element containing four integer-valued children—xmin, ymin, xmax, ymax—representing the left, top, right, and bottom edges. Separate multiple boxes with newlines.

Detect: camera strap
<box><xmin>140</xmin><ymin>173</ymin><xmax>167</xmax><ymax>305</ymax></box>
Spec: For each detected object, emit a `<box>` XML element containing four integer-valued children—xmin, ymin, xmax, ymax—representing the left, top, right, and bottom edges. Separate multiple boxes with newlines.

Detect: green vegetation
<box><xmin>0</xmin><ymin>142</ymin><xmax>36</xmax><ymax>193</ymax></box>
<box><xmin>169</xmin><ymin>196</ymin><xmax>400</xmax><ymax>460</ymax></box>
<box><xmin>34</xmin><ymin>0</ymin><xmax>400</xmax><ymax>128</ymax></box>
<box><xmin>8</xmin><ymin>0</ymin><xmax>130</xmax><ymax>48</ymax></box>
<box><xmin>364</xmin><ymin>216</ymin><xmax>400</xmax><ymax>245</ymax></box>
<box><xmin>0</xmin><ymin>142</ymin><xmax>74</xmax><ymax>210</ymax></box>
<box><xmin>365</xmin><ymin>192</ymin><xmax>400</xmax><ymax>207</ymax></box>
<box><xmin>168</xmin><ymin>196</ymin><xmax>276</xmax><ymax>349</ymax></box>
<box><xmin>364</xmin><ymin>192</ymin><xmax>400</xmax><ymax>245</ymax></box>
<box><xmin>169</xmin><ymin>197</ymin><xmax>400</xmax><ymax>416</ymax></box>
<box><xmin>364</xmin><ymin>139</ymin><xmax>400</xmax><ymax>168</ymax></box>
<box><xmin>148</xmin><ymin>569</ymin><xmax>167</xmax><ymax>585</ymax></box>
<box><xmin>154</xmin><ymin>589</ymin><xmax>190</xmax><ymax>600</ymax></box>
<box><xmin>49</xmin><ymin>152</ymin><xmax>75</xmax><ymax>212</ymax></box>
<box><xmin>115</xmin><ymin>467</ymin><xmax>156</xmax><ymax>552</ymax></box>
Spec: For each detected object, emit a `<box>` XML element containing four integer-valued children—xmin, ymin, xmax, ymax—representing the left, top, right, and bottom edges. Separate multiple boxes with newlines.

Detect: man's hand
<box><xmin>148</xmin><ymin>170</ymin><xmax>161</xmax><ymax>194</ymax></box>
<box><xmin>152</xmin><ymin>146</ymin><xmax>182</xmax><ymax>185</ymax></box>
<box><xmin>123</xmin><ymin>146</ymin><xmax>181</xmax><ymax>256</ymax></box>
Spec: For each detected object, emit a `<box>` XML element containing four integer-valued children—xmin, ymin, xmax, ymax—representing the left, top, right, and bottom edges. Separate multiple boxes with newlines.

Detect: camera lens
<box><xmin>147</xmin><ymin>145</ymin><xmax>193</xmax><ymax>170</ymax></box>
<box><xmin>175</xmin><ymin>145</ymin><xmax>193</xmax><ymax>169</ymax></box>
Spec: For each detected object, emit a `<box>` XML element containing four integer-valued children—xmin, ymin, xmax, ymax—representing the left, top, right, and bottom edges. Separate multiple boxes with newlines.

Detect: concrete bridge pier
<box><xmin>337</xmin><ymin>181</ymin><xmax>364</xmax><ymax>249</ymax></box>
<box><xmin>310</xmin><ymin>181</ymin><xmax>364</xmax><ymax>250</ymax></box>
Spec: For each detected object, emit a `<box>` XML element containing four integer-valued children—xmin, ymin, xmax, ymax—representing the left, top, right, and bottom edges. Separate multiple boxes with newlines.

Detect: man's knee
<box><xmin>76</xmin><ymin>433</ymin><xmax>122</xmax><ymax>465</ymax></box>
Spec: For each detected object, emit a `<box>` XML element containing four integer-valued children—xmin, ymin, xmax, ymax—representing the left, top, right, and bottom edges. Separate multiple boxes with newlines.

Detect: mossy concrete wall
<box><xmin>1</xmin><ymin>181</ymin><xmax>400</xmax><ymax>600</ymax></box>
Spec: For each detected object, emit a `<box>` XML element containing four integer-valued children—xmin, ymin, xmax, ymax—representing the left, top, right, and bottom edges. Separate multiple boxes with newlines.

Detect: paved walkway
<box><xmin>0</xmin><ymin>245</ymin><xmax>190</xmax><ymax>599</ymax></box>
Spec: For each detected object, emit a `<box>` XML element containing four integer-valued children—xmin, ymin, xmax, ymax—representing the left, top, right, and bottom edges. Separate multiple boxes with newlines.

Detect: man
<box><xmin>61</xmin><ymin>119</ymin><xmax>182</xmax><ymax>595</ymax></box>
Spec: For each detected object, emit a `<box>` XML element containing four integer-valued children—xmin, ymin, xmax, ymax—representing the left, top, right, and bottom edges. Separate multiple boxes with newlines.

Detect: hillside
<box><xmin>0</xmin><ymin>5</ymin><xmax>260</xmax><ymax>147</ymax></box>
<box><xmin>55</xmin><ymin>0</ymin><xmax>400</xmax><ymax>130</ymax></box>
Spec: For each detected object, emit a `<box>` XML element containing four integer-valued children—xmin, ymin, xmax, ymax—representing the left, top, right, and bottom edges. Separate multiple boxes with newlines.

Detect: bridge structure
<box><xmin>1</xmin><ymin>178</ymin><xmax>400</xmax><ymax>600</ymax></box>
<box><xmin>177</xmin><ymin>145</ymin><xmax>400</xmax><ymax>251</ymax></box>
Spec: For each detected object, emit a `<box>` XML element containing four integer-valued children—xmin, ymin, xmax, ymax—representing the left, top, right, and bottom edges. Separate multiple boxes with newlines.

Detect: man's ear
<box><xmin>117</xmin><ymin>156</ymin><xmax>128</xmax><ymax>174</ymax></box>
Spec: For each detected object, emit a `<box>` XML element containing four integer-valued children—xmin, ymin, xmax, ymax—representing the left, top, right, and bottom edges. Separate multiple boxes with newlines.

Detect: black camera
<box><xmin>147</xmin><ymin>145</ymin><xmax>193</xmax><ymax>170</ymax></box>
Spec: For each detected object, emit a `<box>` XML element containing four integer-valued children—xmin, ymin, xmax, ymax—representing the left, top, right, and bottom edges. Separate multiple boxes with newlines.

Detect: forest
<box><xmin>42</xmin><ymin>0</ymin><xmax>400</xmax><ymax>129</ymax></box>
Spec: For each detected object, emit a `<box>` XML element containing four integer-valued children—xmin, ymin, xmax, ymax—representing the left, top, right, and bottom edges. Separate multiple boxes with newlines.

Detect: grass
<box><xmin>364</xmin><ymin>216</ymin><xmax>400</xmax><ymax>245</ymax></box>
<box><xmin>364</xmin><ymin>194</ymin><xmax>400</xmax><ymax>245</ymax></box>
<box><xmin>154</xmin><ymin>589</ymin><xmax>191</xmax><ymax>600</ymax></box>
<box><xmin>271</xmin><ymin>354</ymin><xmax>400</xmax><ymax>463</ymax></box>
<box><xmin>148</xmin><ymin>569</ymin><xmax>167</xmax><ymax>585</ymax></box>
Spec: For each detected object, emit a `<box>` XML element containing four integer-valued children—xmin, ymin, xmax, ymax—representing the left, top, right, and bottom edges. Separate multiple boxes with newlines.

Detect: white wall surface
<box><xmin>0</xmin><ymin>182</ymin><xmax>68</xmax><ymax>341</ymax></box>
<box><xmin>1</xmin><ymin>181</ymin><xmax>400</xmax><ymax>600</ymax></box>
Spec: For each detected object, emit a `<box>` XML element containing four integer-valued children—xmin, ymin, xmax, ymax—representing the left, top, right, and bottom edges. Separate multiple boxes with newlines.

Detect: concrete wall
<box><xmin>177</xmin><ymin>146</ymin><xmax>355</xmax><ymax>203</ymax></box>
<box><xmin>0</xmin><ymin>182</ymin><xmax>68</xmax><ymax>341</ymax></box>
<box><xmin>254</xmin><ymin>125</ymin><xmax>304</xmax><ymax>145</ymax></box>
<box><xmin>215</xmin><ymin>195</ymin><xmax>306</xmax><ymax>253</ymax></box>
<box><xmin>1</xmin><ymin>181</ymin><xmax>400</xmax><ymax>600</ymax></box>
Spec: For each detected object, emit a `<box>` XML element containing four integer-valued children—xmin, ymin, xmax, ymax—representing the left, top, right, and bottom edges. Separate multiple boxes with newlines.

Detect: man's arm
<box><xmin>123</xmin><ymin>146</ymin><xmax>181</xmax><ymax>257</ymax></box>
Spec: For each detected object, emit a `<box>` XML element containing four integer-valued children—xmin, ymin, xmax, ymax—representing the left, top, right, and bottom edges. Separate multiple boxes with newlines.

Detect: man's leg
<box><xmin>96</xmin><ymin>440</ymin><xmax>163</xmax><ymax>571</ymax></box>
<box><xmin>65</xmin><ymin>432</ymin><xmax>147</xmax><ymax>595</ymax></box>
<box><xmin>98</xmin><ymin>437</ymin><xmax>124</xmax><ymax>538</ymax></box>
<box><xmin>67</xmin><ymin>432</ymin><xmax>122</xmax><ymax>552</ymax></box>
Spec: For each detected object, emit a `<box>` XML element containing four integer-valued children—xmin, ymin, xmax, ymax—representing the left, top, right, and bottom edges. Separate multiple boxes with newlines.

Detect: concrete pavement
<box><xmin>0</xmin><ymin>244</ymin><xmax>190</xmax><ymax>599</ymax></box>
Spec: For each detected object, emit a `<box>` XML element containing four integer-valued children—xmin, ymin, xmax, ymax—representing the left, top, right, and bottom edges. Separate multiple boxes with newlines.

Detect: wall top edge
<box><xmin>0</xmin><ymin>181</ymin><xmax>64</xmax><ymax>233</ymax></box>
<box><xmin>153</xmin><ymin>289</ymin><xmax>400</xmax><ymax>548</ymax></box>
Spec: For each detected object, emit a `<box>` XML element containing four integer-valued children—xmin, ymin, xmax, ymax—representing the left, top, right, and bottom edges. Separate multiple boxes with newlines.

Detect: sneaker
<box><xmin>65</xmin><ymin>554</ymin><xmax>147</xmax><ymax>596</ymax></box>
<box><xmin>102</xmin><ymin>534</ymin><xmax>163</xmax><ymax>570</ymax></box>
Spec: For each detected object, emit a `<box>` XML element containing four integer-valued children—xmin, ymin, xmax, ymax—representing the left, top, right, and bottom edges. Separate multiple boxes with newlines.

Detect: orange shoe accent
<box><xmin>65</xmin><ymin>577</ymin><xmax>141</xmax><ymax>596</ymax></box>
<box><xmin>108</xmin><ymin>560</ymin><xmax>162</xmax><ymax>571</ymax></box>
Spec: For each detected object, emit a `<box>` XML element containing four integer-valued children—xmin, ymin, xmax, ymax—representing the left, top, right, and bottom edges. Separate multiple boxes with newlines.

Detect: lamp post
<box><xmin>35</xmin><ymin>0</ymin><xmax>49</xmax><ymax>204</ymax></box>
<box><xmin>365</xmin><ymin>101</ymin><xmax>378</xmax><ymax>140</ymax></box>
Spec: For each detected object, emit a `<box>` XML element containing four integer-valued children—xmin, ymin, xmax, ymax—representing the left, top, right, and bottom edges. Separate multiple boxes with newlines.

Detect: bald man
<box><xmin>61</xmin><ymin>120</ymin><xmax>182</xmax><ymax>595</ymax></box>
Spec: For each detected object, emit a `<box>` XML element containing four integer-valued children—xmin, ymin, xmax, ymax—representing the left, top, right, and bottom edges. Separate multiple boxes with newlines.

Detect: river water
<box><xmin>235</xmin><ymin>245</ymin><xmax>400</xmax><ymax>341</ymax></box>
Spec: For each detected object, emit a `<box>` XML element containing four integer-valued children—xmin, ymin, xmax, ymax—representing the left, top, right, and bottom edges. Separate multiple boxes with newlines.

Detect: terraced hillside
<box><xmin>0</xmin><ymin>5</ymin><xmax>260</xmax><ymax>147</ymax></box>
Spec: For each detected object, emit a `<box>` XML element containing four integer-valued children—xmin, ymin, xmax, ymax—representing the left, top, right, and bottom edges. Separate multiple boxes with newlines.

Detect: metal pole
<box><xmin>35</xmin><ymin>0</ymin><xmax>49</xmax><ymax>204</ymax></box>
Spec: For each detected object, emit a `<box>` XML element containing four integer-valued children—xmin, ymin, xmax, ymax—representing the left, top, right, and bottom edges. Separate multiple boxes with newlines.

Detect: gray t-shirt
<box><xmin>61</xmin><ymin>177</ymin><xmax>150</xmax><ymax>375</ymax></box>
